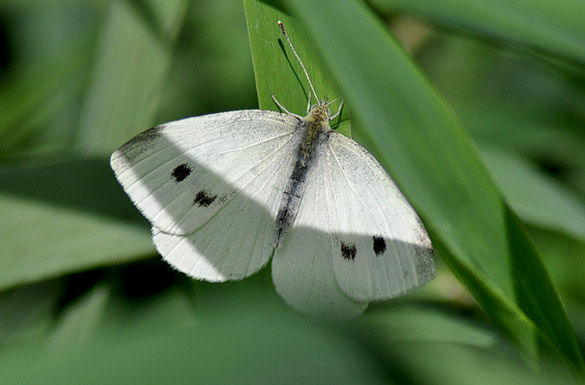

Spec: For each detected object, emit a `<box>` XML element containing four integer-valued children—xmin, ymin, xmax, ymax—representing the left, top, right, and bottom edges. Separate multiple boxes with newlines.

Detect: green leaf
<box><xmin>0</xmin><ymin>158</ymin><xmax>153</xmax><ymax>291</ymax></box>
<box><xmin>530</xmin><ymin>228</ymin><xmax>585</xmax><ymax>304</ymax></box>
<box><xmin>0</xmin><ymin>281</ymin><xmax>60</xmax><ymax>346</ymax></box>
<box><xmin>479</xmin><ymin>145</ymin><xmax>585</xmax><ymax>242</ymax></box>
<box><xmin>0</xmin><ymin>42</ymin><xmax>91</xmax><ymax>157</ymax></box>
<box><xmin>6</xmin><ymin>284</ymin><xmax>389</xmax><ymax>385</ymax></box>
<box><xmin>46</xmin><ymin>284</ymin><xmax>110</xmax><ymax>358</ymax></box>
<box><xmin>359</xmin><ymin>307</ymin><xmax>574</xmax><ymax>385</ymax></box>
<box><xmin>361</xmin><ymin>305</ymin><xmax>498</xmax><ymax>347</ymax></box>
<box><xmin>244</xmin><ymin>0</ymin><xmax>584</xmax><ymax>375</ymax></box>
<box><xmin>381</xmin><ymin>341</ymin><xmax>570</xmax><ymax>385</ymax></box>
<box><xmin>369</xmin><ymin>0</ymin><xmax>585</xmax><ymax>66</ymax></box>
<box><xmin>75</xmin><ymin>0</ymin><xmax>188</xmax><ymax>155</ymax></box>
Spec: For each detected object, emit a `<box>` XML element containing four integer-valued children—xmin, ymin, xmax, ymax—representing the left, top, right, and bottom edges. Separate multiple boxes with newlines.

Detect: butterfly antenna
<box><xmin>278</xmin><ymin>21</ymin><xmax>319</xmax><ymax>101</ymax></box>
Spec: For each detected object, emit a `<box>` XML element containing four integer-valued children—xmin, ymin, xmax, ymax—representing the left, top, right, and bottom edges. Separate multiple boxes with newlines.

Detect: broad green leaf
<box><xmin>369</xmin><ymin>0</ymin><xmax>585</xmax><ymax>66</ymax></box>
<box><xmin>360</xmin><ymin>307</ymin><xmax>574</xmax><ymax>385</ymax></box>
<box><xmin>416</xmin><ymin>35</ymin><xmax>585</xmax><ymax>174</ymax></box>
<box><xmin>0</xmin><ymin>158</ymin><xmax>153</xmax><ymax>291</ymax></box>
<box><xmin>360</xmin><ymin>305</ymin><xmax>498</xmax><ymax>347</ymax></box>
<box><xmin>0</xmin><ymin>43</ymin><xmax>91</xmax><ymax>157</ymax></box>
<box><xmin>381</xmin><ymin>341</ymin><xmax>572</xmax><ymax>385</ymax></box>
<box><xmin>461</xmin><ymin>103</ymin><xmax>585</xmax><ymax>171</ymax></box>
<box><xmin>479</xmin><ymin>145</ymin><xmax>585</xmax><ymax>242</ymax></box>
<box><xmin>530</xmin><ymin>228</ymin><xmax>585</xmax><ymax>304</ymax></box>
<box><xmin>4</xmin><ymin>285</ymin><xmax>570</xmax><ymax>384</ymax></box>
<box><xmin>6</xmin><ymin>287</ymin><xmax>389</xmax><ymax>384</ymax></box>
<box><xmin>47</xmin><ymin>284</ymin><xmax>111</xmax><ymax>358</ymax></box>
<box><xmin>0</xmin><ymin>281</ymin><xmax>60</xmax><ymax>346</ymax></box>
<box><xmin>95</xmin><ymin>283</ymin><xmax>197</xmax><ymax>343</ymax></box>
<box><xmin>0</xmin><ymin>281</ymin><xmax>61</xmax><ymax>384</ymax></box>
<box><xmin>0</xmin><ymin>284</ymin><xmax>198</xmax><ymax>385</ymax></box>
<box><xmin>244</xmin><ymin>0</ymin><xmax>584</xmax><ymax>375</ymax></box>
<box><xmin>75</xmin><ymin>0</ymin><xmax>188</xmax><ymax>154</ymax></box>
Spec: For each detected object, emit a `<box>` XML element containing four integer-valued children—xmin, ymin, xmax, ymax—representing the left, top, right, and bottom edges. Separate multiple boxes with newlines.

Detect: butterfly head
<box><xmin>308</xmin><ymin>96</ymin><xmax>343</xmax><ymax>125</ymax></box>
<box><xmin>308</xmin><ymin>98</ymin><xmax>330</xmax><ymax>123</ymax></box>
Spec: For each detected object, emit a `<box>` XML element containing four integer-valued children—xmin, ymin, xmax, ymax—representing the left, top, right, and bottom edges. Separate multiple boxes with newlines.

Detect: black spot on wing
<box><xmin>340</xmin><ymin>241</ymin><xmax>357</xmax><ymax>261</ymax></box>
<box><xmin>193</xmin><ymin>190</ymin><xmax>217</xmax><ymax>207</ymax></box>
<box><xmin>372</xmin><ymin>236</ymin><xmax>386</xmax><ymax>256</ymax></box>
<box><xmin>171</xmin><ymin>163</ymin><xmax>192</xmax><ymax>182</ymax></box>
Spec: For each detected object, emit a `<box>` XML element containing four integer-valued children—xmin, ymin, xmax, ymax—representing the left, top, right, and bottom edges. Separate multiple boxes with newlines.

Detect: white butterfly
<box><xmin>110</xmin><ymin>21</ymin><xmax>435</xmax><ymax>318</ymax></box>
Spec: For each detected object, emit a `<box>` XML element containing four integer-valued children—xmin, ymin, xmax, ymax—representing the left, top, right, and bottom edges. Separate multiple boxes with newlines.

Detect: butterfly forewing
<box><xmin>111</xmin><ymin>110</ymin><xmax>300</xmax><ymax>234</ymax></box>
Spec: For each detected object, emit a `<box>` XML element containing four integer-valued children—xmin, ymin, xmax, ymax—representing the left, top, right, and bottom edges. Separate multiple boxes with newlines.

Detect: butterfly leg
<box><xmin>330</xmin><ymin>99</ymin><xmax>344</xmax><ymax>120</ymax></box>
<box><xmin>272</xmin><ymin>95</ymin><xmax>303</xmax><ymax>120</ymax></box>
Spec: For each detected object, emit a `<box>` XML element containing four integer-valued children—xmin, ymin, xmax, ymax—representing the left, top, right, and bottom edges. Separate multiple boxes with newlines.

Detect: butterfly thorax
<box><xmin>300</xmin><ymin>101</ymin><xmax>330</xmax><ymax>164</ymax></box>
<box><xmin>306</xmin><ymin>101</ymin><xmax>330</xmax><ymax>124</ymax></box>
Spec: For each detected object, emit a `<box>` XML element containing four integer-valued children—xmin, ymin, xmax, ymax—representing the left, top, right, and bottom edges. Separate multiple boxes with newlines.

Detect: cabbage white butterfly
<box><xmin>110</xmin><ymin>21</ymin><xmax>435</xmax><ymax>318</ymax></box>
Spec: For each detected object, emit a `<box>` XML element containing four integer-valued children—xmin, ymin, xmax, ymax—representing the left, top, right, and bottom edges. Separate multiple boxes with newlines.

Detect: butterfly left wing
<box><xmin>111</xmin><ymin>110</ymin><xmax>301</xmax><ymax>281</ymax></box>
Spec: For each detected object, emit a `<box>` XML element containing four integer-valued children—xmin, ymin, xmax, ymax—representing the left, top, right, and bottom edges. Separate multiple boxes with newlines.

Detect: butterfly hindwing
<box><xmin>111</xmin><ymin>110</ymin><xmax>302</xmax><ymax>281</ymax></box>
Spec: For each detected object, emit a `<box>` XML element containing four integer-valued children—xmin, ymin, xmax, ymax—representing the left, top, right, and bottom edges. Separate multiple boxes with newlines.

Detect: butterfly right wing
<box><xmin>271</xmin><ymin>130</ymin><xmax>434</xmax><ymax>318</ymax></box>
<box><xmin>111</xmin><ymin>110</ymin><xmax>301</xmax><ymax>281</ymax></box>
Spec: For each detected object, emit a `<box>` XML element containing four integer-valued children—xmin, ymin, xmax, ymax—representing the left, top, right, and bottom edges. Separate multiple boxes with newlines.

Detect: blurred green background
<box><xmin>1</xmin><ymin>0</ymin><xmax>585</xmax><ymax>383</ymax></box>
